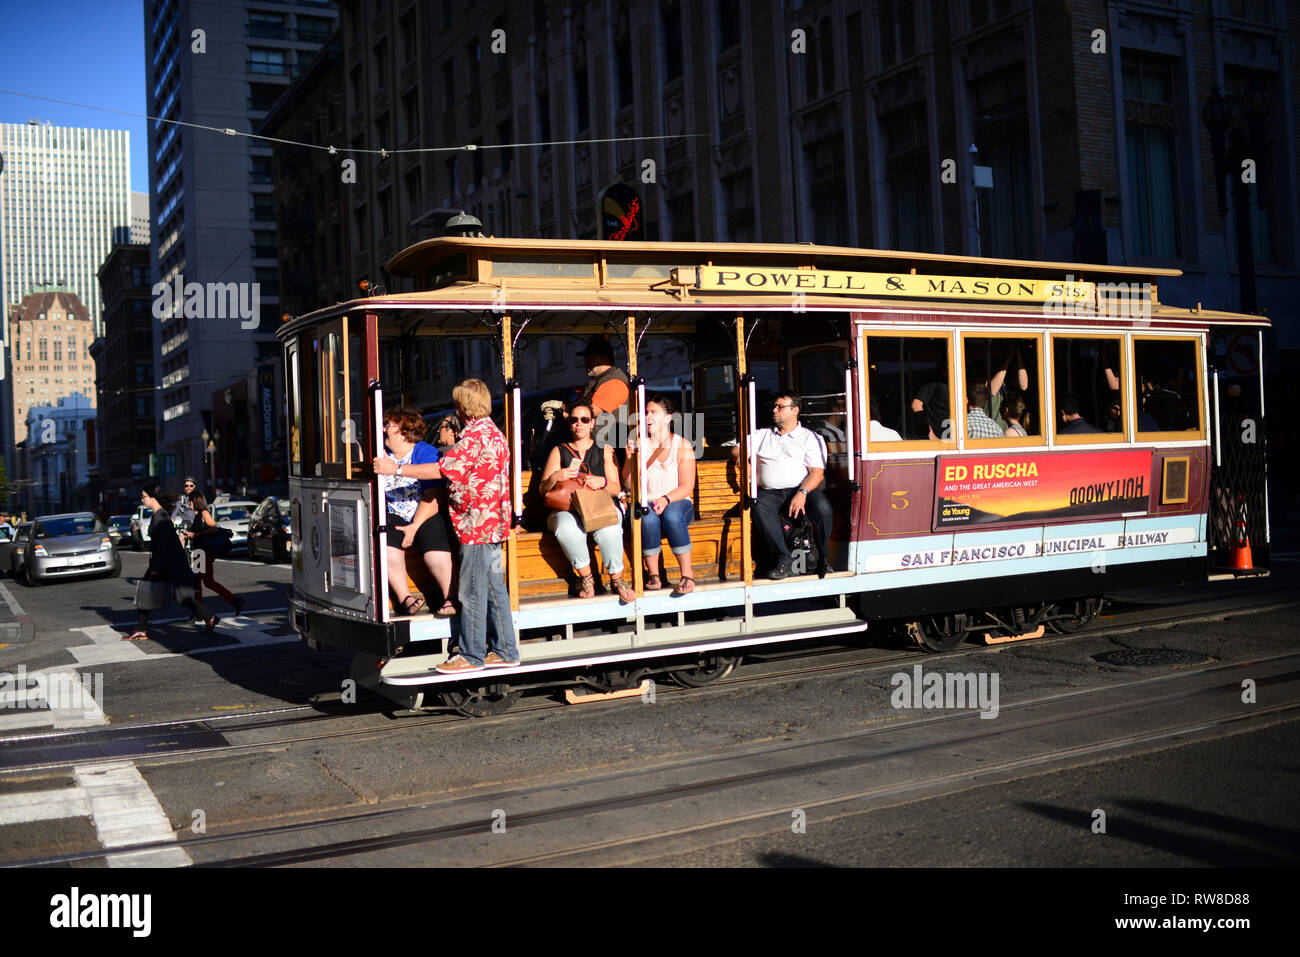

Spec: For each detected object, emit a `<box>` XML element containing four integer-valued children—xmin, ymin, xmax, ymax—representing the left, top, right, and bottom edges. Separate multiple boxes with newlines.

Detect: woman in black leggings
<box><xmin>122</xmin><ymin>485</ymin><xmax>217</xmax><ymax>640</ymax></box>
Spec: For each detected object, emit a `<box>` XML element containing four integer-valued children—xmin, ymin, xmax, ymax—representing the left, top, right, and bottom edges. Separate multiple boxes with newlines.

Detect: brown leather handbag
<box><xmin>544</xmin><ymin>478</ymin><xmax>582</xmax><ymax>511</ymax></box>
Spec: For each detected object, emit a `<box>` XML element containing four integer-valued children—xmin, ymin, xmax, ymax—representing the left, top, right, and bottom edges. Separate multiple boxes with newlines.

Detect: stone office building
<box><xmin>264</xmin><ymin>0</ymin><xmax>1297</xmax><ymax>382</ymax></box>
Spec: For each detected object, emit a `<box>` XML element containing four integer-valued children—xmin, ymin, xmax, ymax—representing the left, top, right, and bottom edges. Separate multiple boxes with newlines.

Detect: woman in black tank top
<box><xmin>538</xmin><ymin>402</ymin><xmax>633</xmax><ymax>602</ymax></box>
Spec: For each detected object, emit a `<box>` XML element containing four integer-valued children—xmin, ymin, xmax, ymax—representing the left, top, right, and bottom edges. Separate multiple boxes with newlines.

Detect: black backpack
<box><xmin>781</xmin><ymin>511</ymin><xmax>820</xmax><ymax>576</ymax></box>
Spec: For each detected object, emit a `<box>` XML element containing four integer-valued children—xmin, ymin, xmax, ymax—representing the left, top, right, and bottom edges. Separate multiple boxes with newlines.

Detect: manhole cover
<box><xmin>1094</xmin><ymin>648</ymin><xmax>1212</xmax><ymax>667</ymax></box>
<box><xmin>277</xmin><ymin>669</ymin><xmax>349</xmax><ymax>688</ymax></box>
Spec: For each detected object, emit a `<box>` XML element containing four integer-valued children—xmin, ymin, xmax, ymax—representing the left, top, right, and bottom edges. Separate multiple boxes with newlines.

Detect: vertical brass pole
<box><xmin>627</xmin><ymin>314</ymin><xmax>641</xmax><ymax>594</ymax></box>
<box><xmin>737</xmin><ymin>314</ymin><xmax>752</xmax><ymax>588</ymax></box>
<box><xmin>502</xmin><ymin>312</ymin><xmax>519</xmax><ymax>612</ymax></box>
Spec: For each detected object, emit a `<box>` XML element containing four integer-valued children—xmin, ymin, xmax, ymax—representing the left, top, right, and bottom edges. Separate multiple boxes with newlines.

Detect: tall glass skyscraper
<box><xmin>0</xmin><ymin>122</ymin><xmax>131</xmax><ymax>341</ymax></box>
<box><xmin>145</xmin><ymin>0</ymin><xmax>337</xmax><ymax>482</ymax></box>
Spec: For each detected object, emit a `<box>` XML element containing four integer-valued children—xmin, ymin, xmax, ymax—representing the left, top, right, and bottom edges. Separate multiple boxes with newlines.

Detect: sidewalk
<box><xmin>0</xmin><ymin>580</ymin><xmax>36</xmax><ymax>645</ymax></box>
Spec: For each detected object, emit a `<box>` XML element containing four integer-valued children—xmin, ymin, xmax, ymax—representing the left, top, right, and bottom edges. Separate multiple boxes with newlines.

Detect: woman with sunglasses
<box><xmin>434</xmin><ymin>415</ymin><xmax>462</xmax><ymax>454</ymax></box>
<box><xmin>539</xmin><ymin>401</ymin><xmax>634</xmax><ymax>602</ymax></box>
<box><xmin>623</xmin><ymin>393</ymin><xmax>697</xmax><ymax>595</ymax></box>
<box><xmin>123</xmin><ymin>484</ymin><xmax>218</xmax><ymax>640</ymax></box>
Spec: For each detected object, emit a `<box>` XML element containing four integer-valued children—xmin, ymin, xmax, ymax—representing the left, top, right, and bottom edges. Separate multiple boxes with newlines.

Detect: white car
<box><xmin>210</xmin><ymin>500</ymin><xmax>257</xmax><ymax>552</ymax></box>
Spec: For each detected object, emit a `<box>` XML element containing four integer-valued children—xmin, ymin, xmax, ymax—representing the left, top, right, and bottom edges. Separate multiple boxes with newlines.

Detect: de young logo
<box><xmin>152</xmin><ymin>275</ymin><xmax>260</xmax><ymax>329</ymax></box>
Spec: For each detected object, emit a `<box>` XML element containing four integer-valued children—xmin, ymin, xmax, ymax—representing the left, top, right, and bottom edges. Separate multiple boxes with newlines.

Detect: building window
<box><xmin>250</xmin><ymin>154</ymin><xmax>273</xmax><ymax>184</ymax></box>
<box><xmin>716</xmin><ymin>0</ymin><xmax>741</xmax><ymax>52</ymax></box>
<box><xmin>405</xmin><ymin>167</ymin><xmax>422</xmax><ymax>211</ymax></box>
<box><xmin>373</xmin><ymin>38</ymin><xmax>388</xmax><ymax>89</ymax></box>
<box><xmin>878</xmin><ymin>0</ymin><xmax>916</xmax><ymax>68</ymax></box>
<box><xmin>375</xmin><ymin>111</ymin><xmax>390</xmax><ymax>146</ymax></box>
<box><xmin>466</xmin><ymin>40</ymin><xmax>480</xmax><ymax>90</ymax></box>
<box><xmin>39</xmin><ymin>339</ymin><xmax>48</xmax><ymax>361</ymax></box>
<box><xmin>349</xmin><ymin>65</ymin><xmax>363</xmax><ymax>112</ymax></box>
<box><xmin>54</xmin><ymin>339</ymin><xmax>63</xmax><ymax>361</ymax></box>
<box><xmin>442</xmin><ymin>59</ymin><xmax>456</xmax><ymax>111</ymax></box>
<box><xmin>251</xmin><ymin>193</ymin><xmax>275</xmax><ymax>220</ymax></box>
<box><xmin>574</xmin><ymin>59</ymin><xmax>589</xmax><ymax>132</ymax></box>
<box><xmin>497</xmin><ymin>120</ymin><xmax>513</xmax><ymax>173</ymax></box>
<box><xmin>400</xmin><ymin>9</ymin><xmax>417</xmax><ymax>62</ymax></box>
<box><xmin>249</xmin><ymin>48</ymin><xmax>287</xmax><ymax>76</ymax></box>
<box><xmin>661</xmin><ymin>3</ymin><xmax>683</xmax><ymax>81</ymax></box>
<box><xmin>253</xmin><ymin>229</ymin><xmax>277</xmax><ymax>258</ymax></box>
<box><xmin>353</xmin><ymin>205</ymin><xmax>367</xmax><ymax>249</ymax></box>
<box><xmin>1122</xmin><ymin>53</ymin><xmax>1181</xmax><ymax>259</ymax></box>
<box><xmin>884</xmin><ymin>103</ymin><xmax>932</xmax><ymax>252</ymax></box>
<box><xmin>297</xmin><ymin>15</ymin><xmax>332</xmax><ymax>42</ymax></box>
<box><xmin>402</xmin><ymin>89</ymin><xmax>419</xmax><ymax>142</ymax></box>
<box><xmin>806</xmin><ymin>136</ymin><xmax>847</xmax><ymax>245</ymax></box>
<box><xmin>1224</xmin><ymin>68</ymin><xmax>1278</xmax><ymax>265</ymax></box>
<box><xmin>378</xmin><ymin>188</ymin><xmax>392</xmax><ymax>236</ymax></box>
<box><xmin>723</xmin><ymin>170</ymin><xmax>755</xmax><ymax>242</ymax></box>
<box><xmin>248</xmin><ymin>10</ymin><xmax>285</xmax><ymax>39</ymax></box>
<box><xmin>972</xmin><ymin>65</ymin><xmax>1033</xmax><ymax>258</ymax></box>
<box><xmin>667</xmin><ymin>193</ymin><xmax>695</xmax><ymax>241</ymax></box>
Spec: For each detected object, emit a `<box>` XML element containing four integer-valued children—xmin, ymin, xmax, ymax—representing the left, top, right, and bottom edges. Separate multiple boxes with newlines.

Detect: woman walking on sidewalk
<box><xmin>123</xmin><ymin>485</ymin><xmax>218</xmax><ymax>641</ymax></box>
<box><xmin>182</xmin><ymin>491</ymin><xmax>245</xmax><ymax>616</ymax></box>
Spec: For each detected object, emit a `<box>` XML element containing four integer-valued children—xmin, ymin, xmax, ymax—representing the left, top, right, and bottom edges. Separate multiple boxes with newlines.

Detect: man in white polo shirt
<box><xmin>736</xmin><ymin>392</ymin><xmax>834</xmax><ymax>579</ymax></box>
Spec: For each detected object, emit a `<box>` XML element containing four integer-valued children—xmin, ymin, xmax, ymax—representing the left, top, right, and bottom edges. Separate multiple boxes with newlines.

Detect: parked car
<box><xmin>248</xmin><ymin>496</ymin><xmax>292</xmax><ymax>562</ymax></box>
<box><xmin>211</xmin><ymin>501</ymin><xmax>257</xmax><ymax>553</ymax></box>
<box><xmin>19</xmin><ymin>513</ymin><xmax>121</xmax><ymax>585</ymax></box>
<box><xmin>130</xmin><ymin>505</ymin><xmax>155</xmax><ymax>551</ymax></box>
<box><xmin>107</xmin><ymin>514</ymin><xmax>133</xmax><ymax>547</ymax></box>
<box><xmin>4</xmin><ymin>523</ymin><xmax>33</xmax><ymax>578</ymax></box>
<box><xmin>0</xmin><ymin>525</ymin><xmax>14</xmax><ymax>577</ymax></box>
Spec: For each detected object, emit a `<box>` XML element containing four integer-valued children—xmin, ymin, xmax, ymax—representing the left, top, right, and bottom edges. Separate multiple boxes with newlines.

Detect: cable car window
<box><xmin>287</xmin><ymin>339</ymin><xmax>302</xmax><ymax>476</ymax></box>
<box><xmin>491</xmin><ymin>257</ymin><xmax>594</xmax><ymax>278</ymax></box>
<box><xmin>1051</xmin><ymin>335</ymin><xmax>1125</xmax><ymax>442</ymax></box>
<box><xmin>693</xmin><ymin>358</ymin><xmax>778</xmax><ymax>457</ymax></box>
<box><xmin>863</xmin><ymin>333</ymin><xmax>956</xmax><ymax>450</ymax></box>
<box><xmin>793</xmin><ymin>345</ymin><xmax>848</xmax><ymax>455</ymax></box>
<box><xmin>1134</xmin><ymin>337</ymin><xmax>1202</xmax><ymax>436</ymax></box>
<box><xmin>962</xmin><ymin>335</ymin><xmax>1044</xmax><ymax>445</ymax></box>
<box><xmin>318</xmin><ymin>318</ymin><xmax>365</xmax><ymax>477</ymax></box>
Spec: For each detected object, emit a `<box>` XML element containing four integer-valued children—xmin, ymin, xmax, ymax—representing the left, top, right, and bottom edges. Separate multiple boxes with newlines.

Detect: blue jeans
<box><xmin>547</xmin><ymin>509</ymin><xmax>626</xmax><ymax>576</ymax></box>
<box><xmin>639</xmin><ymin>498</ymin><xmax>694</xmax><ymax>556</ymax></box>
<box><xmin>456</xmin><ymin>542</ymin><xmax>517</xmax><ymax>666</ymax></box>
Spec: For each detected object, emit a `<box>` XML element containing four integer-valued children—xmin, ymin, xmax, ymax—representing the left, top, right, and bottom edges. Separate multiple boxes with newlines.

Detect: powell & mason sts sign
<box><xmin>695</xmin><ymin>266</ymin><xmax>1095</xmax><ymax>305</ymax></box>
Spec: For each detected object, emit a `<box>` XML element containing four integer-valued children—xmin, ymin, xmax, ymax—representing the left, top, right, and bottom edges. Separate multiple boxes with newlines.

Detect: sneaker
<box><xmin>768</xmin><ymin>563</ymin><xmax>789</xmax><ymax>580</ymax></box>
<box><xmin>484</xmin><ymin>652</ymin><xmax>521</xmax><ymax>668</ymax></box>
<box><xmin>435</xmin><ymin>654</ymin><xmax>484</xmax><ymax>674</ymax></box>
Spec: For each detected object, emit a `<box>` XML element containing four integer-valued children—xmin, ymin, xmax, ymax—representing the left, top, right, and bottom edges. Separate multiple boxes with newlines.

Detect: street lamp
<box><xmin>1202</xmin><ymin>82</ymin><xmax>1272</xmax><ymax>314</ymax></box>
<box><xmin>201</xmin><ymin>429</ymin><xmax>218</xmax><ymax>498</ymax></box>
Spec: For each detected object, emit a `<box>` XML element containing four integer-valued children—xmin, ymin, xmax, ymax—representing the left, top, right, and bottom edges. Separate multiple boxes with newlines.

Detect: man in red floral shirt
<box><xmin>374</xmin><ymin>379</ymin><xmax>518</xmax><ymax>673</ymax></box>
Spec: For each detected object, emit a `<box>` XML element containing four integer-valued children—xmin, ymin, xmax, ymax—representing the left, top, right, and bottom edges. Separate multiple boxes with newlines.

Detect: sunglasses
<box><xmin>569</xmin><ymin>416</ymin><xmax>593</xmax><ymax>424</ymax></box>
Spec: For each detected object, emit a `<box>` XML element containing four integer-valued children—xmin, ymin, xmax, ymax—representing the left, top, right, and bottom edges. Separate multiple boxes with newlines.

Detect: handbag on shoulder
<box><xmin>134</xmin><ymin>577</ymin><xmax>170</xmax><ymax>611</ymax></box>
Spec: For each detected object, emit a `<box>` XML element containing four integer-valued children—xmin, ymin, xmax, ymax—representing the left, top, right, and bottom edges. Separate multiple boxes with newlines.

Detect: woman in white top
<box><xmin>622</xmin><ymin>393</ymin><xmax>698</xmax><ymax>596</ymax></box>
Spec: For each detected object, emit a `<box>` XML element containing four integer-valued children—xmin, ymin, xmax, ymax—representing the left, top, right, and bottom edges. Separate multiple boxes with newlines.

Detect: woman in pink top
<box><xmin>623</xmin><ymin>393</ymin><xmax>697</xmax><ymax>596</ymax></box>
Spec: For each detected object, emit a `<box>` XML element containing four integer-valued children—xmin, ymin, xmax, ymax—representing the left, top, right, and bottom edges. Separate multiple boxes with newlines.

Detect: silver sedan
<box><xmin>20</xmin><ymin>513</ymin><xmax>122</xmax><ymax>585</ymax></box>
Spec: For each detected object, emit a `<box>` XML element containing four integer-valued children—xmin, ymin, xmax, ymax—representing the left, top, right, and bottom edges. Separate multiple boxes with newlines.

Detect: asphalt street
<box><xmin>0</xmin><ymin>539</ymin><xmax>1297</xmax><ymax>871</ymax></box>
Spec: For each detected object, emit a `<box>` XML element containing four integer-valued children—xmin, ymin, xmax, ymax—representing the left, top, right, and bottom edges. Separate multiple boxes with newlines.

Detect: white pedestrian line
<box><xmin>65</xmin><ymin>617</ymin><xmax>294</xmax><ymax>665</ymax></box>
<box><xmin>67</xmin><ymin>624</ymin><xmax>172</xmax><ymax>667</ymax></box>
<box><xmin>0</xmin><ymin>580</ymin><xmax>25</xmax><ymax>617</ymax></box>
<box><xmin>73</xmin><ymin>763</ymin><xmax>192</xmax><ymax>867</ymax></box>
<box><xmin>0</xmin><ymin>671</ymin><xmax>103</xmax><ymax>729</ymax></box>
<box><xmin>0</xmin><ymin>787</ymin><xmax>89</xmax><ymax>826</ymax></box>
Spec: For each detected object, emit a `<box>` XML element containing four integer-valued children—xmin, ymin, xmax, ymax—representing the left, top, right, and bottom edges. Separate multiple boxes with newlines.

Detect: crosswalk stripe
<box><xmin>73</xmin><ymin>763</ymin><xmax>192</xmax><ymax>867</ymax></box>
<box><xmin>0</xmin><ymin>787</ymin><xmax>90</xmax><ymax>826</ymax></box>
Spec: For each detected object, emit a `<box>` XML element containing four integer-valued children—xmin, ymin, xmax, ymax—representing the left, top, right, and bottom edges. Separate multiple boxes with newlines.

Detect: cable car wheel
<box><xmin>907</xmin><ymin>613</ymin><xmax>973</xmax><ymax>653</ymax></box>
<box><xmin>438</xmin><ymin>683</ymin><xmax>521</xmax><ymax>717</ymax></box>
<box><xmin>667</xmin><ymin>654</ymin><xmax>742</xmax><ymax>688</ymax></box>
<box><xmin>1045</xmin><ymin>596</ymin><xmax>1104</xmax><ymax>634</ymax></box>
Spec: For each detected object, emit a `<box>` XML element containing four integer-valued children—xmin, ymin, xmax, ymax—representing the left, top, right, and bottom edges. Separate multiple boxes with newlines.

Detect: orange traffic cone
<box><xmin>1231</xmin><ymin>495</ymin><xmax>1253</xmax><ymax>570</ymax></box>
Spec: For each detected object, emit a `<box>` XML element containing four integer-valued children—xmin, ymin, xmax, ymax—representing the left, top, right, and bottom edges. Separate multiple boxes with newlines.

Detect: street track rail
<box><xmin>1</xmin><ymin>585</ymin><xmax>1294</xmax><ymax>778</ymax></box>
<box><xmin>9</xmin><ymin>651</ymin><xmax>1298</xmax><ymax>868</ymax></box>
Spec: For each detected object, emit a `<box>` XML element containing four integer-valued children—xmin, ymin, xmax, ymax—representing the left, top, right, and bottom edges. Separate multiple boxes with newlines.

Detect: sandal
<box><xmin>644</xmin><ymin>573</ymin><xmax>662</xmax><ymax>590</ymax></box>
<box><xmin>576</xmin><ymin>571</ymin><xmax>596</xmax><ymax>599</ymax></box>
<box><xmin>610</xmin><ymin>576</ymin><xmax>635</xmax><ymax>604</ymax></box>
<box><xmin>671</xmin><ymin>576</ymin><xmax>696</xmax><ymax>597</ymax></box>
<box><xmin>434</xmin><ymin>600</ymin><xmax>457</xmax><ymax>618</ymax></box>
<box><xmin>121</xmin><ymin>630</ymin><xmax>149</xmax><ymax>641</ymax></box>
<box><xmin>401</xmin><ymin>595</ymin><xmax>425</xmax><ymax>615</ymax></box>
<box><xmin>204</xmin><ymin>616</ymin><xmax>220</xmax><ymax>634</ymax></box>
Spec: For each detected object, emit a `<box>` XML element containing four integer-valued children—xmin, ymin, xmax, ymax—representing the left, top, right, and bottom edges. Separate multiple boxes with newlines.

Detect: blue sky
<box><xmin>0</xmin><ymin>0</ymin><xmax>149</xmax><ymax>190</ymax></box>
